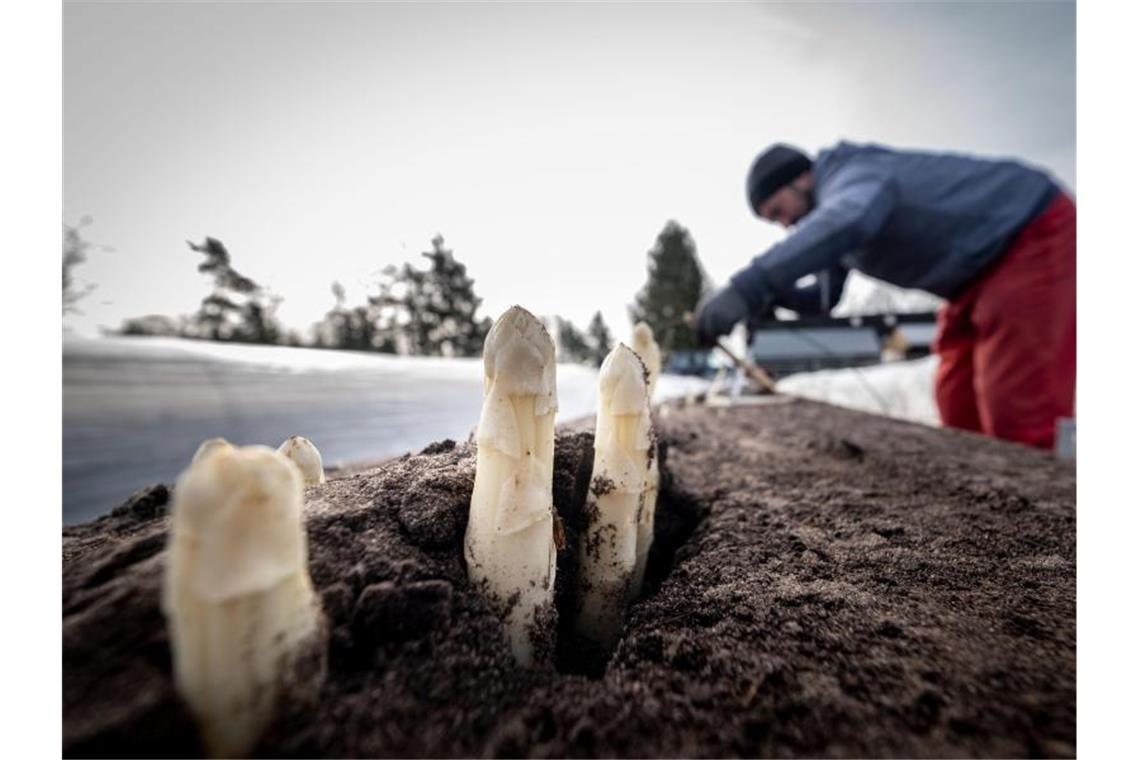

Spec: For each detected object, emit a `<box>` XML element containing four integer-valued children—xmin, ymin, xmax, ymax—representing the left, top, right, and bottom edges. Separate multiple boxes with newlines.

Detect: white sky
<box><xmin>64</xmin><ymin>1</ymin><xmax>1075</xmax><ymax>341</ymax></box>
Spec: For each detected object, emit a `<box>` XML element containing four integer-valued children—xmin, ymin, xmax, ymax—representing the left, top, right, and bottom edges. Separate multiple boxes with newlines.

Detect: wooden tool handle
<box><xmin>714</xmin><ymin>340</ymin><xmax>779</xmax><ymax>394</ymax></box>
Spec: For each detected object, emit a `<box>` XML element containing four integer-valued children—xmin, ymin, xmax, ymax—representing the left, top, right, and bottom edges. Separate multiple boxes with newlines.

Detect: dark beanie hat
<box><xmin>746</xmin><ymin>144</ymin><xmax>812</xmax><ymax>215</ymax></box>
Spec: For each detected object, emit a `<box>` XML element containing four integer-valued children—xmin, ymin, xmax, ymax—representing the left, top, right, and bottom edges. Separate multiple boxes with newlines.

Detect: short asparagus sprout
<box><xmin>576</xmin><ymin>343</ymin><xmax>655</xmax><ymax>650</ymax></box>
<box><xmin>191</xmin><ymin>437</ymin><xmax>232</xmax><ymax>465</ymax></box>
<box><xmin>277</xmin><ymin>435</ymin><xmax>326</xmax><ymax>486</ymax></box>
<box><xmin>465</xmin><ymin>305</ymin><xmax>558</xmax><ymax>667</ymax></box>
<box><xmin>163</xmin><ymin>444</ymin><xmax>326</xmax><ymax>758</ymax></box>
<box><xmin>631</xmin><ymin>321</ymin><xmax>662</xmax><ymax>400</ymax></box>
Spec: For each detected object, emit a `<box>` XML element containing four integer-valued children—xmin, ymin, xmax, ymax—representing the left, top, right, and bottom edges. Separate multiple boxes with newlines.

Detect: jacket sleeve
<box><xmin>772</xmin><ymin>263</ymin><xmax>851</xmax><ymax>315</ymax></box>
<box><xmin>730</xmin><ymin>163</ymin><xmax>897</xmax><ymax>311</ymax></box>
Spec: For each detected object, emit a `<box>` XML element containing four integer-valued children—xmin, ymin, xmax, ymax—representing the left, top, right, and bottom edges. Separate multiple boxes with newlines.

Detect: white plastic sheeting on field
<box><xmin>63</xmin><ymin>336</ymin><xmax>708</xmax><ymax>524</ymax></box>
<box><xmin>776</xmin><ymin>355</ymin><xmax>940</xmax><ymax>427</ymax></box>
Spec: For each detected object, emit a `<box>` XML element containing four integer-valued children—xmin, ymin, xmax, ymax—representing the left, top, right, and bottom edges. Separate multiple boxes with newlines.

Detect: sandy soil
<box><xmin>63</xmin><ymin>398</ymin><xmax>1075</xmax><ymax>758</ymax></box>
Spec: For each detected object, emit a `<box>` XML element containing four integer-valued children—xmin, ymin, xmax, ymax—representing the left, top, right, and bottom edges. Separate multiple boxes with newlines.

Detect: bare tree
<box><xmin>63</xmin><ymin>217</ymin><xmax>98</xmax><ymax>315</ymax></box>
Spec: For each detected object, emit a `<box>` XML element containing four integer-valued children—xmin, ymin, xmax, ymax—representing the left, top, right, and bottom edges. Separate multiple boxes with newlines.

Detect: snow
<box><xmin>776</xmin><ymin>355</ymin><xmax>940</xmax><ymax>427</ymax></box>
<box><xmin>62</xmin><ymin>336</ymin><xmax>708</xmax><ymax>524</ymax></box>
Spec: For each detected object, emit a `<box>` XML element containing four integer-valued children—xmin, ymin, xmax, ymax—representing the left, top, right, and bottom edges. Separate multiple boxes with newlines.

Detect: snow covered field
<box><xmin>63</xmin><ymin>336</ymin><xmax>708</xmax><ymax>524</ymax></box>
<box><xmin>776</xmin><ymin>355</ymin><xmax>940</xmax><ymax>426</ymax></box>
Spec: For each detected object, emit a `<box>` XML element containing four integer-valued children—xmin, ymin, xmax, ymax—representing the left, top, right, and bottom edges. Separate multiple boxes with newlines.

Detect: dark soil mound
<box><xmin>63</xmin><ymin>399</ymin><xmax>1076</xmax><ymax>757</ymax></box>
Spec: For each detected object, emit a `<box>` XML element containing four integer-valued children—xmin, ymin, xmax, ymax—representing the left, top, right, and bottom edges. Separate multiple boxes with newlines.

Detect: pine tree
<box><xmin>557</xmin><ymin>317</ymin><xmax>593</xmax><ymax>364</ymax></box>
<box><xmin>186</xmin><ymin>237</ymin><xmax>282</xmax><ymax>344</ymax></box>
<box><xmin>379</xmin><ymin>235</ymin><xmax>490</xmax><ymax>356</ymax></box>
<box><xmin>312</xmin><ymin>279</ymin><xmax>400</xmax><ymax>353</ymax></box>
<box><xmin>63</xmin><ymin>218</ymin><xmax>98</xmax><ymax>316</ymax></box>
<box><xmin>239</xmin><ymin>297</ymin><xmax>281</xmax><ymax>345</ymax></box>
<box><xmin>587</xmin><ymin>311</ymin><xmax>613</xmax><ymax>368</ymax></box>
<box><xmin>629</xmin><ymin>220</ymin><xmax>708</xmax><ymax>352</ymax></box>
<box><xmin>314</xmin><ymin>281</ymin><xmax>350</xmax><ymax>348</ymax></box>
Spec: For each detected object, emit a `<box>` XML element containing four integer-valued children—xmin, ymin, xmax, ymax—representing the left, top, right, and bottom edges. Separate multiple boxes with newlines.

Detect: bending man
<box><xmin>695</xmin><ymin>141</ymin><xmax>1075</xmax><ymax>450</ymax></box>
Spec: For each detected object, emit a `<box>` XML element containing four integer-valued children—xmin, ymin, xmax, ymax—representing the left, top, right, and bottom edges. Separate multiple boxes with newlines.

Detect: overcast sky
<box><xmin>64</xmin><ymin>0</ymin><xmax>1075</xmax><ymax>340</ymax></box>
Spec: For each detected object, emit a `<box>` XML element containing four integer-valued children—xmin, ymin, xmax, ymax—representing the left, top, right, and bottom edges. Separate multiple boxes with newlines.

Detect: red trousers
<box><xmin>933</xmin><ymin>193</ymin><xmax>1076</xmax><ymax>450</ymax></box>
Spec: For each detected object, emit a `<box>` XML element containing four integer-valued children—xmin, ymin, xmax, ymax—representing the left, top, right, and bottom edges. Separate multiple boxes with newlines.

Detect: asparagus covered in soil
<box><xmin>278</xmin><ymin>434</ymin><xmax>327</xmax><ymax>486</ymax></box>
<box><xmin>163</xmin><ymin>444</ymin><xmax>327</xmax><ymax>758</ymax></box>
<box><xmin>465</xmin><ymin>305</ymin><xmax>559</xmax><ymax>667</ymax></box>
<box><xmin>629</xmin><ymin>322</ymin><xmax>662</xmax><ymax>593</ymax></box>
<box><xmin>632</xmin><ymin>447</ymin><xmax>659</xmax><ymax>597</ymax></box>
<box><xmin>576</xmin><ymin>343</ymin><xmax>655</xmax><ymax>650</ymax></box>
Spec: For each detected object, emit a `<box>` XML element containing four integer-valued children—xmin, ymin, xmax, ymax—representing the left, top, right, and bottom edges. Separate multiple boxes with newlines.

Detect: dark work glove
<box><xmin>695</xmin><ymin>285</ymin><xmax>750</xmax><ymax>348</ymax></box>
<box><xmin>745</xmin><ymin>302</ymin><xmax>777</xmax><ymax>333</ymax></box>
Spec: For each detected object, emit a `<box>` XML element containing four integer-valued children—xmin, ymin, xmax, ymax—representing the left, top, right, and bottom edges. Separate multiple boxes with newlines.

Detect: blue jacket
<box><xmin>730</xmin><ymin>141</ymin><xmax>1061</xmax><ymax>314</ymax></box>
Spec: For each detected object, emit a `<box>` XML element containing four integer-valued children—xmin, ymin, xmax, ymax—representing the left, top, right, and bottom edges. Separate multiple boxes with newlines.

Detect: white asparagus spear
<box><xmin>576</xmin><ymin>343</ymin><xmax>654</xmax><ymax>650</ymax></box>
<box><xmin>629</xmin><ymin>322</ymin><xmax>663</xmax><ymax>594</ymax></box>
<box><xmin>163</xmin><ymin>444</ymin><xmax>326</xmax><ymax>758</ymax></box>
<box><xmin>191</xmin><ymin>437</ymin><xmax>232</xmax><ymax>465</ymax></box>
<box><xmin>277</xmin><ymin>435</ymin><xmax>327</xmax><ymax>486</ymax></box>
<box><xmin>631</xmin><ymin>453</ymin><xmax>659</xmax><ymax>598</ymax></box>
<box><xmin>631</xmin><ymin>321</ymin><xmax>662</xmax><ymax>401</ymax></box>
<box><xmin>465</xmin><ymin>305</ymin><xmax>558</xmax><ymax>667</ymax></box>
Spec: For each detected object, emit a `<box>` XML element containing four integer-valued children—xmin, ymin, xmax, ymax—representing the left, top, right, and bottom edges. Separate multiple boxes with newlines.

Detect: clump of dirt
<box><xmin>63</xmin><ymin>399</ymin><xmax>1075</xmax><ymax>757</ymax></box>
<box><xmin>590</xmin><ymin>475</ymin><xmax>616</xmax><ymax>497</ymax></box>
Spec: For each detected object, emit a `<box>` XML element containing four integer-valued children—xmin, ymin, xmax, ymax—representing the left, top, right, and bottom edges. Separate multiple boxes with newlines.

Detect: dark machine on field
<box><xmin>665</xmin><ymin>312</ymin><xmax>939</xmax><ymax>380</ymax></box>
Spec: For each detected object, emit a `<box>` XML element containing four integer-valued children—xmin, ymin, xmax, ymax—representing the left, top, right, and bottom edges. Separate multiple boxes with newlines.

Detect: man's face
<box><xmin>757</xmin><ymin>180</ymin><xmax>812</xmax><ymax>228</ymax></box>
